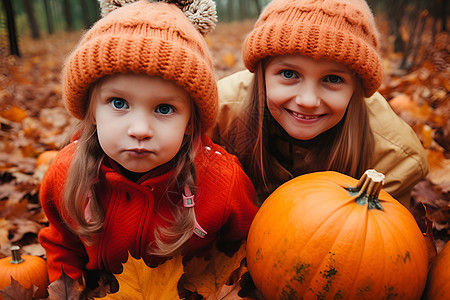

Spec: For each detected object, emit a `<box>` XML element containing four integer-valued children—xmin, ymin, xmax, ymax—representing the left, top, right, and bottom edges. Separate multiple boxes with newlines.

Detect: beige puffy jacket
<box><xmin>210</xmin><ymin>70</ymin><xmax>428</xmax><ymax>207</ymax></box>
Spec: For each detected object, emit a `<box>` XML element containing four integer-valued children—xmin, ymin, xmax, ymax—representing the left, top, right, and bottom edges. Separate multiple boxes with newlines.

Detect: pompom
<box><xmin>98</xmin><ymin>0</ymin><xmax>217</xmax><ymax>35</ymax></box>
<box><xmin>98</xmin><ymin>0</ymin><xmax>138</xmax><ymax>17</ymax></box>
<box><xmin>181</xmin><ymin>0</ymin><xmax>217</xmax><ymax>35</ymax></box>
<box><xmin>165</xmin><ymin>0</ymin><xmax>194</xmax><ymax>6</ymax></box>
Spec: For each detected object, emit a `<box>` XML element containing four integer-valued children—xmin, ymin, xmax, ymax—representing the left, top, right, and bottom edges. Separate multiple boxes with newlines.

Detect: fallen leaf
<box><xmin>0</xmin><ymin>277</ymin><xmax>35</xmax><ymax>300</ymax></box>
<box><xmin>181</xmin><ymin>242</ymin><xmax>247</xmax><ymax>298</ymax></box>
<box><xmin>206</xmin><ymin>258</ymin><xmax>250</xmax><ymax>300</ymax></box>
<box><xmin>1</xmin><ymin>106</ymin><xmax>27</xmax><ymax>123</ymax></box>
<box><xmin>426</xmin><ymin>149</ymin><xmax>450</xmax><ymax>192</ymax></box>
<box><xmin>21</xmin><ymin>243</ymin><xmax>46</xmax><ymax>257</ymax></box>
<box><xmin>47</xmin><ymin>268</ymin><xmax>84</xmax><ymax>300</ymax></box>
<box><xmin>100</xmin><ymin>254</ymin><xmax>183</xmax><ymax>299</ymax></box>
<box><xmin>0</xmin><ymin>218</ymin><xmax>11</xmax><ymax>246</ymax></box>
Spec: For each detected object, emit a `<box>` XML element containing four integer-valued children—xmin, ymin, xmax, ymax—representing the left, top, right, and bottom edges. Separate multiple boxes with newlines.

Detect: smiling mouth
<box><xmin>289</xmin><ymin>110</ymin><xmax>323</xmax><ymax>120</ymax></box>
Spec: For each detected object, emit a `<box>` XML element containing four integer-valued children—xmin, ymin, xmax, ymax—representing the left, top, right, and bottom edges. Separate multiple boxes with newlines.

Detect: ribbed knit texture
<box><xmin>63</xmin><ymin>0</ymin><xmax>218</xmax><ymax>130</ymax></box>
<box><xmin>243</xmin><ymin>0</ymin><xmax>383</xmax><ymax>97</ymax></box>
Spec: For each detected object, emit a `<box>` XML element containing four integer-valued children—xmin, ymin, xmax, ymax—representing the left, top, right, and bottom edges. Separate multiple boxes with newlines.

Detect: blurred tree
<box><xmin>62</xmin><ymin>0</ymin><xmax>73</xmax><ymax>31</ymax></box>
<box><xmin>87</xmin><ymin>0</ymin><xmax>101</xmax><ymax>26</ymax></box>
<box><xmin>216</xmin><ymin>0</ymin><xmax>270</xmax><ymax>22</ymax></box>
<box><xmin>386</xmin><ymin>0</ymin><xmax>407</xmax><ymax>53</ymax></box>
<box><xmin>226</xmin><ymin>0</ymin><xmax>235</xmax><ymax>22</ymax></box>
<box><xmin>431</xmin><ymin>0</ymin><xmax>447</xmax><ymax>44</ymax></box>
<box><xmin>2</xmin><ymin>0</ymin><xmax>20</xmax><ymax>56</ymax></box>
<box><xmin>43</xmin><ymin>0</ymin><xmax>54</xmax><ymax>34</ymax></box>
<box><xmin>23</xmin><ymin>0</ymin><xmax>40</xmax><ymax>39</ymax></box>
<box><xmin>252</xmin><ymin>0</ymin><xmax>262</xmax><ymax>15</ymax></box>
<box><xmin>80</xmin><ymin>0</ymin><xmax>91</xmax><ymax>28</ymax></box>
<box><xmin>377</xmin><ymin>0</ymin><xmax>448</xmax><ymax>70</ymax></box>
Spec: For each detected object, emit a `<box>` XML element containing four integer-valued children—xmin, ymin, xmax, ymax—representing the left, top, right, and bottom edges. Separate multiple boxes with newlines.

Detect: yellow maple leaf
<box><xmin>180</xmin><ymin>242</ymin><xmax>247</xmax><ymax>298</ymax></box>
<box><xmin>100</xmin><ymin>254</ymin><xmax>183</xmax><ymax>300</ymax></box>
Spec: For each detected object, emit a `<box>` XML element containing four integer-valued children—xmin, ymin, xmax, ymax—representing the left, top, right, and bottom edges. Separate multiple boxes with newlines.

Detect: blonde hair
<box><xmin>224</xmin><ymin>61</ymin><xmax>374</xmax><ymax>201</ymax></box>
<box><xmin>61</xmin><ymin>76</ymin><xmax>202</xmax><ymax>257</ymax></box>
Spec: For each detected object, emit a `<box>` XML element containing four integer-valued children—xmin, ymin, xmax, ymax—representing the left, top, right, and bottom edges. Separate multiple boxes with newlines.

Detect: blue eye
<box><xmin>324</xmin><ymin>75</ymin><xmax>343</xmax><ymax>84</ymax></box>
<box><xmin>111</xmin><ymin>98</ymin><xmax>129</xmax><ymax>109</ymax></box>
<box><xmin>281</xmin><ymin>70</ymin><xmax>297</xmax><ymax>79</ymax></box>
<box><xmin>156</xmin><ymin>104</ymin><xmax>174</xmax><ymax>115</ymax></box>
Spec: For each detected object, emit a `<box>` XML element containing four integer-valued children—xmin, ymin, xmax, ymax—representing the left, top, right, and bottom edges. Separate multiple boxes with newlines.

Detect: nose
<box><xmin>294</xmin><ymin>82</ymin><xmax>320</xmax><ymax>108</ymax></box>
<box><xmin>128</xmin><ymin>112</ymin><xmax>153</xmax><ymax>140</ymax></box>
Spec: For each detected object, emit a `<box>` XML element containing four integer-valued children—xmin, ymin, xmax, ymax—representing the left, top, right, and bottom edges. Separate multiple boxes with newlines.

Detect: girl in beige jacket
<box><xmin>209</xmin><ymin>0</ymin><xmax>428</xmax><ymax>208</ymax></box>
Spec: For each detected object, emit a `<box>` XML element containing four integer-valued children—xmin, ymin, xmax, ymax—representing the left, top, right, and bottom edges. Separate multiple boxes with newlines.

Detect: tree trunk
<box><xmin>227</xmin><ymin>0</ymin><xmax>234</xmax><ymax>22</ymax></box>
<box><xmin>62</xmin><ymin>0</ymin><xmax>73</xmax><ymax>31</ymax></box>
<box><xmin>386</xmin><ymin>0</ymin><xmax>407</xmax><ymax>53</ymax></box>
<box><xmin>252</xmin><ymin>0</ymin><xmax>262</xmax><ymax>15</ymax></box>
<box><xmin>439</xmin><ymin>0</ymin><xmax>446</xmax><ymax>32</ymax></box>
<box><xmin>43</xmin><ymin>0</ymin><xmax>54</xmax><ymax>34</ymax></box>
<box><xmin>23</xmin><ymin>0</ymin><xmax>40</xmax><ymax>39</ymax></box>
<box><xmin>2</xmin><ymin>0</ymin><xmax>20</xmax><ymax>56</ymax></box>
<box><xmin>400</xmin><ymin>2</ymin><xmax>425</xmax><ymax>70</ymax></box>
<box><xmin>80</xmin><ymin>0</ymin><xmax>91</xmax><ymax>28</ymax></box>
<box><xmin>88</xmin><ymin>0</ymin><xmax>101</xmax><ymax>24</ymax></box>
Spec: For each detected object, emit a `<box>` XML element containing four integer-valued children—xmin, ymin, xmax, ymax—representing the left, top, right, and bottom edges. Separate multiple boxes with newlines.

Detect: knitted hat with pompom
<box><xmin>243</xmin><ymin>0</ymin><xmax>383</xmax><ymax>97</ymax></box>
<box><xmin>63</xmin><ymin>0</ymin><xmax>218</xmax><ymax>130</ymax></box>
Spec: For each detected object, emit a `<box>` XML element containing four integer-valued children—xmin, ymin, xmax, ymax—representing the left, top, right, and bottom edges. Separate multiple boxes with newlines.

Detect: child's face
<box><xmin>93</xmin><ymin>73</ymin><xmax>192</xmax><ymax>173</ymax></box>
<box><xmin>265</xmin><ymin>53</ymin><xmax>355</xmax><ymax>140</ymax></box>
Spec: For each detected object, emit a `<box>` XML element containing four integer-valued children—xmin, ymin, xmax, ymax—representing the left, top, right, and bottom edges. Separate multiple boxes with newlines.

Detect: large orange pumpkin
<box><xmin>0</xmin><ymin>246</ymin><xmax>49</xmax><ymax>298</ymax></box>
<box><xmin>246</xmin><ymin>170</ymin><xmax>429</xmax><ymax>300</ymax></box>
<box><xmin>424</xmin><ymin>241</ymin><xmax>450</xmax><ymax>299</ymax></box>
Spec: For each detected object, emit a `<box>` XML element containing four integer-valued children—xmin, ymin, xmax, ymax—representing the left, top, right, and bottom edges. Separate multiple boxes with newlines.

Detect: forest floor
<box><xmin>0</xmin><ymin>18</ymin><xmax>449</xmax><ymax>261</ymax></box>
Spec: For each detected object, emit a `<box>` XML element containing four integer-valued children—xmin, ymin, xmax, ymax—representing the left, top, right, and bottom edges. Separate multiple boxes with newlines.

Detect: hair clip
<box><xmin>183</xmin><ymin>194</ymin><xmax>195</xmax><ymax>207</ymax></box>
<box><xmin>193</xmin><ymin>220</ymin><xmax>207</xmax><ymax>238</ymax></box>
<box><xmin>182</xmin><ymin>185</ymin><xmax>195</xmax><ymax>207</ymax></box>
<box><xmin>182</xmin><ymin>185</ymin><xmax>207</xmax><ymax>238</ymax></box>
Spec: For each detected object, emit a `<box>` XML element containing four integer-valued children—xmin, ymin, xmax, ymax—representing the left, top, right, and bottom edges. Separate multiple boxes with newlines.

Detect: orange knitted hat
<box><xmin>243</xmin><ymin>0</ymin><xmax>383</xmax><ymax>97</ymax></box>
<box><xmin>63</xmin><ymin>0</ymin><xmax>218</xmax><ymax>130</ymax></box>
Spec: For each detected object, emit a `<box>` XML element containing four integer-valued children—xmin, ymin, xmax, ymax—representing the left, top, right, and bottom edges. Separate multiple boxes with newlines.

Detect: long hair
<box><xmin>149</xmin><ymin>105</ymin><xmax>203</xmax><ymax>257</ymax></box>
<box><xmin>227</xmin><ymin>61</ymin><xmax>374</xmax><ymax>199</ymax></box>
<box><xmin>61</xmin><ymin>76</ymin><xmax>202</xmax><ymax>257</ymax></box>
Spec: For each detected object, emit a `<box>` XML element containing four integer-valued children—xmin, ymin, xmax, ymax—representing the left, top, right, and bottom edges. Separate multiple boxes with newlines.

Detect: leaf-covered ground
<box><xmin>0</xmin><ymin>18</ymin><xmax>448</xmax><ymax>265</ymax></box>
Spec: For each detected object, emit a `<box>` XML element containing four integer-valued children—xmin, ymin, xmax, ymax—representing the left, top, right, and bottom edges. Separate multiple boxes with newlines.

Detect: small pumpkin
<box><xmin>0</xmin><ymin>246</ymin><xmax>49</xmax><ymax>298</ymax></box>
<box><xmin>246</xmin><ymin>170</ymin><xmax>429</xmax><ymax>300</ymax></box>
<box><xmin>424</xmin><ymin>241</ymin><xmax>450</xmax><ymax>299</ymax></box>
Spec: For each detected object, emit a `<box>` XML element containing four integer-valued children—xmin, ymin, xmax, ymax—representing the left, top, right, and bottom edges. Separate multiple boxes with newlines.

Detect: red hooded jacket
<box><xmin>38</xmin><ymin>135</ymin><xmax>258</xmax><ymax>282</ymax></box>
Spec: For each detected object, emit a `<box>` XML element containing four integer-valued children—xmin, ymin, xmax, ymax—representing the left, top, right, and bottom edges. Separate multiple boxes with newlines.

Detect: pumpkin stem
<box><xmin>10</xmin><ymin>245</ymin><xmax>25</xmax><ymax>264</ymax></box>
<box><xmin>346</xmin><ymin>169</ymin><xmax>385</xmax><ymax>210</ymax></box>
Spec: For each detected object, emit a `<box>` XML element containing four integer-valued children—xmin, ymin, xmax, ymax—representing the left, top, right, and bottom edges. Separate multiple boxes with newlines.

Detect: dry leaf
<box><xmin>181</xmin><ymin>242</ymin><xmax>247</xmax><ymax>298</ymax></box>
<box><xmin>1</xmin><ymin>106</ymin><xmax>27</xmax><ymax>123</ymax></box>
<box><xmin>100</xmin><ymin>254</ymin><xmax>183</xmax><ymax>300</ymax></box>
<box><xmin>0</xmin><ymin>277</ymin><xmax>35</xmax><ymax>300</ymax></box>
<box><xmin>21</xmin><ymin>243</ymin><xmax>47</xmax><ymax>257</ymax></box>
<box><xmin>0</xmin><ymin>218</ymin><xmax>12</xmax><ymax>248</ymax></box>
<box><xmin>426</xmin><ymin>149</ymin><xmax>450</xmax><ymax>192</ymax></box>
<box><xmin>47</xmin><ymin>269</ymin><xmax>84</xmax><ymax>300</ymax></box>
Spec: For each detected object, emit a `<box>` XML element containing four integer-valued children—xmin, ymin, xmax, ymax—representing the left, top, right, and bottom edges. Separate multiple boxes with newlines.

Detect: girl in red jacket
<box><xmin>38</xmin><ymin>0</ymin><xmax>258</xmax><ymax>283</ymax></box>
